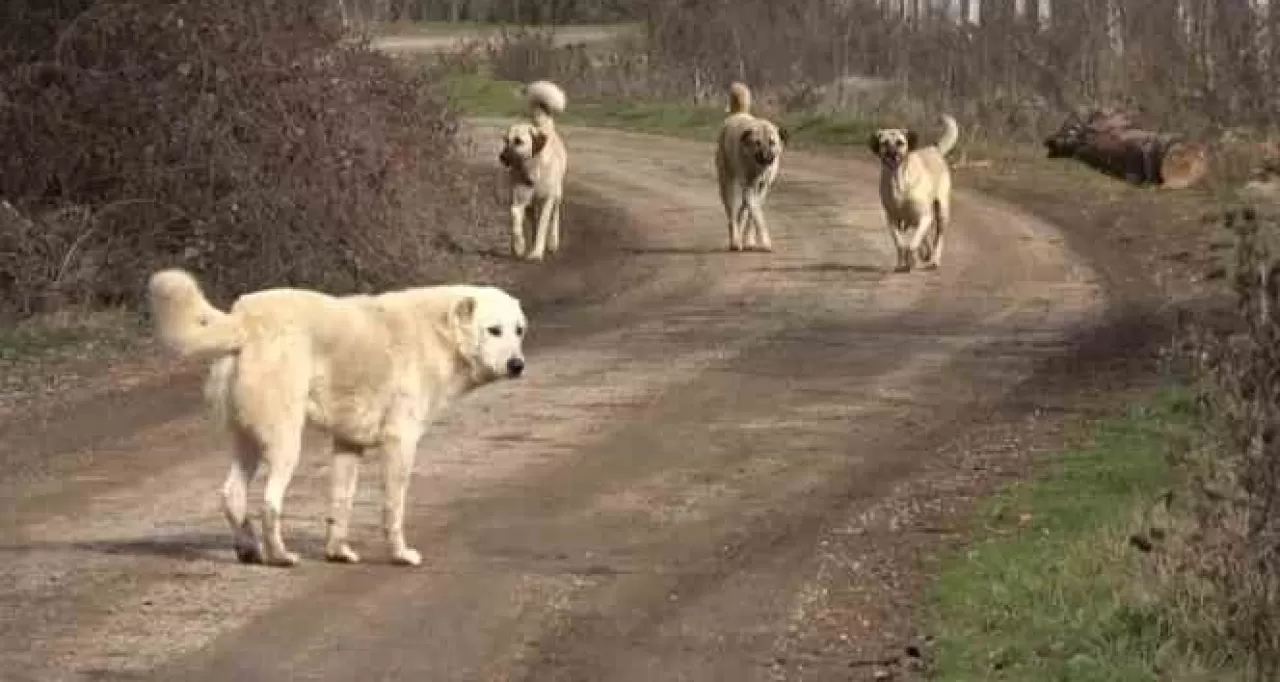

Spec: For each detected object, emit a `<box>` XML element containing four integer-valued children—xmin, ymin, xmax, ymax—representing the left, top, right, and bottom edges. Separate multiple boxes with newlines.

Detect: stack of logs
<box><xmin>1043</xmin><ymin>109</ymin><xmax>1209</xmax><ymax>189</ymax></box>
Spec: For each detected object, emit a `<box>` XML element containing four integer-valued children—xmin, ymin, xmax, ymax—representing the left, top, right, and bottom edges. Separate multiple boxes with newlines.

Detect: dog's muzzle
<box><xmin>506</xmin><ymin>356</ymin><xmax>525</xmax><ymax>378</ymax></box>
<box><xmin>755</xmin><ymin>151</ymin><xmax>776</xmax><ymax>165</ymax></box>
<box><xmin>498</xmin><ymin>148</ymin><xmax>515</xmax><ymax>167</ymax></box>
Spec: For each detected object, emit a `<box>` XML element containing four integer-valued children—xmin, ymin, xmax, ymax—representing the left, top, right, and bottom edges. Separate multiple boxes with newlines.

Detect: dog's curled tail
<box><xmin>727</xmin><ymin>81</ymin><xmax>752</xmax><ymax>114</ymax></box>
<box><xmin>148</xmin><ymin>268</ymin><xmax>244</xmax><ymax>359</ymax></box>
<box><xmin>936</xmin><ymin>114</ymin><xmax>960</xmax><ymax>156</ymax></box>
<box><xmin>526</xmin><ymin>80</ymin><xmax>567</xmax><ymax>122</ymax></box>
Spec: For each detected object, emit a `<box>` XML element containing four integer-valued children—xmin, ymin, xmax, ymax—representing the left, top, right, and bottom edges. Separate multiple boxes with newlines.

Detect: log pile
<box><xmin>1043</xmin><ymin>109</ymin><xmax>1208</xmax><ymax>189</ymax></box>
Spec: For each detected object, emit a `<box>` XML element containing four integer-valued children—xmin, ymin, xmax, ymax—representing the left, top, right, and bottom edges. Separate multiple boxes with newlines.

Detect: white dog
<box><xmin>715</xmin><ymin>81</ymin><xmax>788</xmax><ymax>252</ymax></box>
<box><xmin>868</xmin><ymin>114</ymin><xmax>960</xmax><ymax>272</ymax></box>
<box><xmin>147</xmin><ymin>269</ymin><xmax>528</xmax><ymax>567</ymax></box>
<box><xmin>499</xmin><ymin>80</ymin><xmax>568</xmax><ymax>261</ymax></box>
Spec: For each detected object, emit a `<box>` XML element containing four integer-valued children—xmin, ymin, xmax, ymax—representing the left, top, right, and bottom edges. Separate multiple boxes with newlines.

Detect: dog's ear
<box><xmin>531</xmin><ymin>132</ymin><xmax>548</xmax><ymax>156</ymax></box>
<box><xmin>778</xmin><ymin>126</ymin><xmax>790</xmax><ymax>146</ymax></box>
<box><xmin>450</xmin><ymin>295</ymin><xmax>477</xmax><ymax>336</ymax></box>
<box><xmin>866</xmin><ymin>133</ymin><xmax>880</xmax><ymax>155</ymax></box>
<box><xmin>906</xmin><ymin>129</ymin><xmax>920</xmax><ymax>151</ymax></box>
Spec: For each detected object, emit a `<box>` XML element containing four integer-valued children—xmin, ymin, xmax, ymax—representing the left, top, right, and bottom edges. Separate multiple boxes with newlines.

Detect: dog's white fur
<box><xmin>715</xmin><ymin>82</ymin><xmax>788</xmax><ymax>252</ymax></box>
<box><xmin>868</xmin><ymin>114</ymin><xmax>960</xmax><ymax>271</ymax></box>
<box><xmin>500</xmin><ymin>80</ymin><xmax>568</xmax><ymax>261</ymax></box>
<box><xmin>147</xmin><ymin>269</ymin><xmax>528</xmax><ymax>567</ymax></box>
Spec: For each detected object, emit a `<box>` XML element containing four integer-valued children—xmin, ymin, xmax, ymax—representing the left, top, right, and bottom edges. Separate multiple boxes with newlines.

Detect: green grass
<box><xmin>443</xmin><ymin>71</ymin><xmax>875</xmax><ymax>148</ymax></box>
<box><xmin>924</xmin><ymin>391</ymin><xmax>1240</xmax><ymax>682</ymax></box>
<box><xmin>372</xmin><ymin>20</ymin><xmax>644</xmax><ymax>40</ymax></box>
<box><xmin>0</xmin><ymin>310</ymin><xmax>140</xmax><ymax>363</ymax></box>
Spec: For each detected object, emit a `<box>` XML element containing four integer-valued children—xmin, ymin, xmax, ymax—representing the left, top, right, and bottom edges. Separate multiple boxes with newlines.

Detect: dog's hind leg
<box><xmin>546</xmin><ymin>197</ymin><xmax>563</xmax><ymax>254</ymax></box>
<box><xmin>526</xmin><ymin>195</ymin><xmax>556</xmax><ymax>261</ymax></box>
<box><xmin>721</xmin><ymin>180</ymin><xmax>745</xmax><ymax>251</ymax></box>
<box><xmin>324</xmin><ymin>441</ymin><xmax>363</xmax><ymax>564</ymax></box>
<box><xmin>745</xmin><ymin>185</ymin><xmax>773</xmax><ymax>252</ymax></box>
<box><xmin>258</xmin><ymin>424</ymin><xmax>304</xmax><ymax>567</ymax></box>
<box><xmin>381</xmin><ymin>424</ymin><xmax>425</xmax><ymax>566</ymax></box>
<box><xmin>222</xmin><ymin>429</ymin><xmax>264</xmax><ymax>564</ymax></box>
<box><xmin>927</xmin><ymin>198</ymin><xmax>949</xmax><ymax>269</ymax></box>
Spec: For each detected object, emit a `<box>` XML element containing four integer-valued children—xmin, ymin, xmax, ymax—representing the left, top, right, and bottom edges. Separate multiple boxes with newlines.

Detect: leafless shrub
<box><xmin>1164</xmin><ymin>207</ymin><xmax>1280</xmax><ymax>679</ymax></box>
<box><xmin>474</xmin><ymin>0</ymin><xmax>1280</xmax><ymax>142</ymax></box>
<box><xmin>0</xmin><ymin>0</ymin><xmax>490</xmax><ymax>319</ymax></box>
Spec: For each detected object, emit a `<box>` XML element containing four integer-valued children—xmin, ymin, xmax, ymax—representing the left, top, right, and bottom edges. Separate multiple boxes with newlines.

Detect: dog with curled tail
<box><xmin>715</xmin><ymin>82</ymin><xmax>788</xmax><ymax>252</ymax></box>
<box><xmin>499</xmin><ymin>80</ymin><xmax>568</xmax><ymax>261</ymax></box>
<box><xmin>868</xmin><ymin>114</ymin><xmax>960</xmax><ymax>272</ymax></box>
<box><xmin>147</xmin><ymin>268</ymin><xmax>528</xmax><ymax>568</ymax></box>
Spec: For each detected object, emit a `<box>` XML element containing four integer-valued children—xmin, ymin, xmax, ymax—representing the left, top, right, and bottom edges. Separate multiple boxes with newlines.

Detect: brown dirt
<box><xmin>0</xmin><ymin>120</ymin><xmax>1189</xmax><ymax>681</ymax></box>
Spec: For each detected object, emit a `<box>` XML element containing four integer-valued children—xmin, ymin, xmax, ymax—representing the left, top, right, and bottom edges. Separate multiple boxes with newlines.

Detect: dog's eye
<box><xmin>487</xmin><ymin>326</ymin><xmax>502</xmax><ymax>337</ymax></box>
<box><xmin>515</xmin><ymin>325</ymin><xmax>525</xmax><ymax>337</ymax></box>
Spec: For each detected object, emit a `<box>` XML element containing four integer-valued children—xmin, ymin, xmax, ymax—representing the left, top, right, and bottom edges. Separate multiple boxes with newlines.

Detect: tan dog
<box><xmin>715</xmin><ymin>82</ymin><xmax>788</xmax><ymax>252</ymax></box>
<box><xmin>148</xmin><ymin>269</ymin><xmax>528</xmax><ymax>567</ymax></box>
<box><xmin>499</xmin><ymin>80</ymin><xmax>568</xmax><ymax>261</ymax></box>
<box><xmin>868</xmin><ymin>114</ymin><xmax>960</xmax><ymax>271</ymax></box>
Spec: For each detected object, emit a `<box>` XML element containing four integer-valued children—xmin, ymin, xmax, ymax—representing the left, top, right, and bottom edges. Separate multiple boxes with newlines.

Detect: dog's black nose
<box><xmin>507</xmin><ymin>357</ymin><xmax>525</xmax><ymax>377</ymax></box>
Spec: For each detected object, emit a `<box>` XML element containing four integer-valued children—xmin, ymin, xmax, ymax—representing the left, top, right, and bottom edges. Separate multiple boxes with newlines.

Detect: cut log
<box><xmin>1043</xmin><ymin>109</ymin><xmax>1207</xmax><ymax>189</ymax></box>
<box><xmin>1159</xmin><ymin>139</ymin><xmax>1209</xmax><ymax>190</ymax></box>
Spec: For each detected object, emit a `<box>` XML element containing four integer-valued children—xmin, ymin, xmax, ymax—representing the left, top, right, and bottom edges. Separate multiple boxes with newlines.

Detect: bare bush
<box><xmin>0</xmin><ymin>0</ymin><xmax>485</xmax><ymax>319</ymax></box>
<box><xmin>471</xmin><ymin>0</ymin><xmax>1280</xmax><ymax>141</ymax></box>
<box><xmin>1165</xmin><ymin>208</ymin><xmax>1280</xmax><ymax>679</ymax></box>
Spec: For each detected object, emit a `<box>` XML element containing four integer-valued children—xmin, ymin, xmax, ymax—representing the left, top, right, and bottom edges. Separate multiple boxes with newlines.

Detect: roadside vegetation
<box><xmin>0</xmin><ymin>0</ymin><xmax>533</xmax><ymax>397</ymax></box>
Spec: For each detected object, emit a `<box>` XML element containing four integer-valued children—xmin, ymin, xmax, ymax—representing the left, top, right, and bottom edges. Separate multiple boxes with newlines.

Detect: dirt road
<box><xmin>0</xmin><ymin>121</ymin><xmax>1108</xmax><ymax>680</ymax></box>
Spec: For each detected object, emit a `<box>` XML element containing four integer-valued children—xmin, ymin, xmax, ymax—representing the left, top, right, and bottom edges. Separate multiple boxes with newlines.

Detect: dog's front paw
<box><xmin>390</xmin><ymin>547</ymin><xmax>422</xmax><ymax>567</ymax></box>
<box><xmin>325</xmin><ymin>543</ymin><xmax>361</xmax><ymax>564</ymax></box>
<box><xmin>524</xmin><ymin>251</ymin><xmax>545</xmax><ymax>262</ymax></box>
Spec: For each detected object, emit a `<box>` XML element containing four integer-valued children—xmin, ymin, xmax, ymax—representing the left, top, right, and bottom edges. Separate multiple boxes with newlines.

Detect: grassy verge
<box><xmin>0</xmin><ymin>309</ymin><xmax>140</xmax><ymax>364</ymax></box>
<box><xmin>372</xmin><ymin>20</ymin><xmax>643</xmax><ymax>36</ymax></box>
<box><xmin>443</xmin><ymin>71</ymin><xmax>876</xmax><ymax>147</ymax></box>
<box><xmin>924</xmin><ymin>391</ymin><xmax>1241</xmax><ymax>681</ymax></box>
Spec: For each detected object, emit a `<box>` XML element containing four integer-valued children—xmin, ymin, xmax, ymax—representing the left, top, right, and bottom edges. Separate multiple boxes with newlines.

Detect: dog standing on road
<box><xmin>868</xmin><ymin>114</ymin><xmax>960</xmax><ymax>271</ymax></box>
<box><xmin>148</xmin><ymin>269</ymin><xmax>528</xmax><ymax>568</ymax></box>
<box><xmin>715</xmin><ymin>82</ymin><xmax>788</xmax><ymax>252</ymax></box>
<box><xmin>500</xmin><ymin>80</ymin><xmax>568</xmax><ymax>261</ymax></box>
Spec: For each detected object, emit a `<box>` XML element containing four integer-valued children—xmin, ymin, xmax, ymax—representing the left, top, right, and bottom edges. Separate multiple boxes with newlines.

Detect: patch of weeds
<box><xmin>925</xmin><ymin>391</ymin><xmax>1242</xmax><ymax>681</ymax></box>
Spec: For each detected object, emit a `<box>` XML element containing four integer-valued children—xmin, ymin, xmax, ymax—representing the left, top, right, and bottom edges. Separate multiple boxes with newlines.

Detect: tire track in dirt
<box><xmin>0</xmin><ymin>124</ymin><xmax>1103</xmax><ymax>681</ymax></box>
